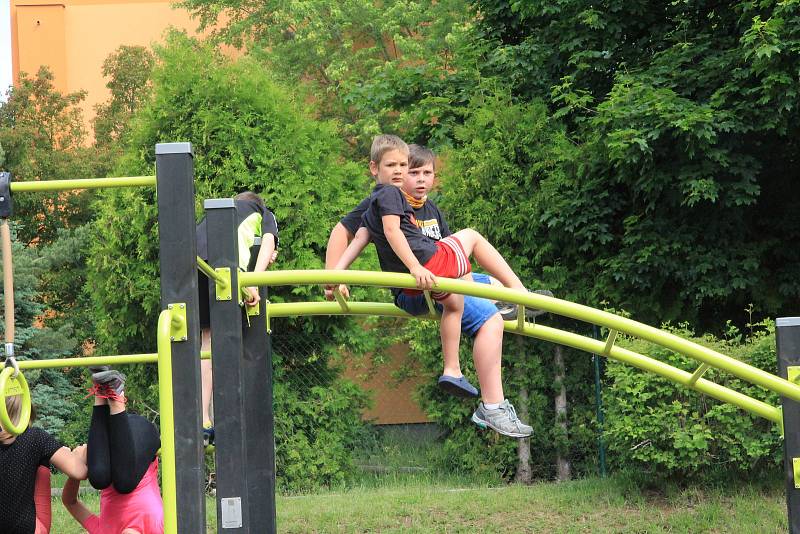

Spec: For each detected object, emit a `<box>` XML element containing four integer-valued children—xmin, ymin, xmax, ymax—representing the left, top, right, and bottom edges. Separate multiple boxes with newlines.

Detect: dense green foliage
<box><xmin>604</xmin><ymin>323</ymin><xmax>781</xmax><ymax>477</ymax></box>
<box><xmin>93</xmin><ymin>45</ymin><xmax>156</xmax><ymax>151</ymax></box>
<box><xmin>3</xmin><ymin>0</ymin><xmax>799</xmax><ymax>489</ymax></box>
<box><xmin>180</xmin><ymin>0</ymin><xmax>482</xmax><ymax>151</ymax></box>
<box><xmin>468</xmin><ymin>0</ymin><xmax>800</xmax><ymax>330</ymax></box>
<box><xmin>86</xmin><ymin>33</ymin><xmax>376</xmax><ymax>488</ymax></box>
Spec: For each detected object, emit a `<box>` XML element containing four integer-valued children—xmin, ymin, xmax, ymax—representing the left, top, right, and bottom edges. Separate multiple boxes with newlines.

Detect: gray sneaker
<box><xmin>496</xmin><ymin>289</ymin><xmax>554</xmax><ymax>322</ymax></box>
<box><xmin>92</xmin><ymin>369</ymin><xmax>126</xmax><ymax>398</ymax></box>
<box><xmin>471</xmin><ymin>400</ymin><xmax>533</xmax><ymax>438</ymax></box>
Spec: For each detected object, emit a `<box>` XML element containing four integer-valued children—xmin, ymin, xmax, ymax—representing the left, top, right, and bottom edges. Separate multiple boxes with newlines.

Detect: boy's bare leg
<box><xmin>440</xmin><ymin>294</ymin><xmax>465</xmax><ymax>377</ymax></box>
<box><xmin>200</xmin><ymin>328</ymin><xmax>213</xmax><ymax>425</ymax></box>
<box><xmin>472</xmin><ymin>314</ymin><xmax>505</xmax><ymax>404</ymax></box>
<box><xmin>452</xmin><ymin>229</ymin><xmax>525</xmax><ymax>291</ymax></box>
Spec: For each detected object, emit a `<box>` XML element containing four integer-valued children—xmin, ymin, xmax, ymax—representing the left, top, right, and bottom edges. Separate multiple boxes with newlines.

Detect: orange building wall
<box><xmin>341</xmin><ymin>343</ymin><xmax>431</xmax><ymax>425</ymax></box>
<box><xmin>11</xmin><ymin>0</ymin><xmax>205</xmax><ymax>137</ymax></box>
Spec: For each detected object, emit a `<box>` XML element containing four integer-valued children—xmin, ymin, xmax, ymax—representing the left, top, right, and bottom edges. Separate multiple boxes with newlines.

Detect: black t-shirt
<box><xmin>196</xmin><ymin>198</ymin><xmax>279</xmax><ymax>270</ymax></box>
<box><xmin>361</xmin><ymin>185</ymin><xmax>439</xmax><ymax>274</ymax></box>
<box><xmin>0</xmin><ymin>427</ymin><xmax>62</xmax><ymax>534</ymax></box>
<box><xmin>341</xmin><ymin>196</ymin><xmax>451</xmax><ymax>241</ymax></box>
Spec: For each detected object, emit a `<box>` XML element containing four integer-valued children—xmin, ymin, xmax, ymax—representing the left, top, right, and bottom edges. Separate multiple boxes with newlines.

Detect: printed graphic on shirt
<box><xmin>416</xmin><ymin>218</ymin><xmax>443</xmax><ymax>240</ymax></box>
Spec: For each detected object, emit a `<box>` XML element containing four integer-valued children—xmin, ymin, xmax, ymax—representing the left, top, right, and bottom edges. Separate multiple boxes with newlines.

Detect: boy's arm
<box><xmin>253</xmin><ymin>233</ymin><xmax>277</xmax><ymax>272</ymax></box>
<box><xmin>382</xmin><ymin>215</ymin><xmax>435</xmax><ymax>289</ymax></box>
<box><xmin>325</xmin><ymin>222</ymin><xmax>353</xmax><ymax>270</ymax></box>
<box><xmin>62</xmin><ymin>477</ymin><xmax>93</xmax><ymax>525</ymax></box>
<box><xmin>243</xmin><ymin>233</ymin><xmax>276</xmax><ymax>306</ymax></box>
<box><xmin>333</xmin><ymin>227</ymin><xmax>371</xmax><ymax>270</ymax></box>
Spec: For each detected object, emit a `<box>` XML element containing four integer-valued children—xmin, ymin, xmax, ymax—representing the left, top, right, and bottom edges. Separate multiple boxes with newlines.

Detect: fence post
<box><xmin>242</xmin><ymin>237</ymin><xmax>277</xmax><ymax>532</ymax></box>
<box><xmin>777</xmin><ymin>317</ymin><xmax>800</xmax><ymax>534</ymax></box>
<box><xmin>155</xmin><ymin>142</ymin><xmax>205</xmax><ymax>533</ymax></box>
<box><xmin>204</xmin><ymin>199</ymin><xmax>251</xmax><ymax>532</ymax></box>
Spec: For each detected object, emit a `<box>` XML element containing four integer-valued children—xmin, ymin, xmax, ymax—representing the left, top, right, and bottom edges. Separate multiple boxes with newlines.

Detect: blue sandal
<box><xmin>437</xmin><ymin>375</ymin><xmax>479</xmax><ymax>398</ymax></box>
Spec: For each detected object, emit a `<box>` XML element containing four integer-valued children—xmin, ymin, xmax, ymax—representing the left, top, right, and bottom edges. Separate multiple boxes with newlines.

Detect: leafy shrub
<box><xmin>85</xmin><ymin>33</ymin><xmax>375</xmax><ymax>491</ymax></box>
<box><xmin>603</xmin><ymin>322</ymin><xmax>782</xmax><ymax>480</ymax></box>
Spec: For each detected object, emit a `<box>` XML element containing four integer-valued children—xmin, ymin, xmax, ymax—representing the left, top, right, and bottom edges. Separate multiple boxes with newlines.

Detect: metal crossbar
<box><xmin>9</xmin><ymin>176</ymin><xmax>156</xmax><ymax>192</ymax></box>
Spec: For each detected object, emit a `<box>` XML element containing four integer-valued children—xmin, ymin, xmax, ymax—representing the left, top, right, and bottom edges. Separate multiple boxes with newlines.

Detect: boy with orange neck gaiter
<box><xmin>328</xmin><ymin>136</ymin><xmax>534</xmax><ymax>438</ymax></box>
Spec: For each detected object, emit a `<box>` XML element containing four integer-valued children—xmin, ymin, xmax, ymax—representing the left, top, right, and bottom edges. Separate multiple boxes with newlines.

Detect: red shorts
<box><xmin>404</xmin><ymin>236</ymin><xmax>472</xmax><ymax>301</ymax></box>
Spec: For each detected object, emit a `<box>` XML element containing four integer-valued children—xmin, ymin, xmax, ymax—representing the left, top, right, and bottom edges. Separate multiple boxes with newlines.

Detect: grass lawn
<box><xmin>49</xmin><ymin>475</ymin><xmax>787</xmax><ymax>533</ymax></box>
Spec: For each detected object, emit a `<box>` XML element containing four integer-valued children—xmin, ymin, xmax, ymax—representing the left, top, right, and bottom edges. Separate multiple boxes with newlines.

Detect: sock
<box><xmin>483</xmin><ymin>401</ymin><xmax>501</xmax><ymax>410</ymax></box>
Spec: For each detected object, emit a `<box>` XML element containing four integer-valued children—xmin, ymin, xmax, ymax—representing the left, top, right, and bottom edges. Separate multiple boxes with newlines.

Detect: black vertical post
<box><xmin>242</xmin><ymin>238</ymin><xmax>277</xmax><ymax>532</ymax></box>
<box><xmin>155</xmin><ymin>142</ymin><xmax>205</xmax><ymax>532</ymax></box>
<box><xmin>205</xmin><ymin>199</ymin><xmax>250</xmax><ymax>531</ymax></box>
<box><xmin>779</xmin><ymin>317</ymin><xmax>800</xmax><ymax>534</ymax></box>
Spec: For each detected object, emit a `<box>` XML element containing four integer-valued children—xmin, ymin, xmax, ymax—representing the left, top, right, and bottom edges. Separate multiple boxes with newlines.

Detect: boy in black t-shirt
<box><xmin>330</xmin><ymin>136</ymin><xmax>533</xmax><ymax>438</ymax></box>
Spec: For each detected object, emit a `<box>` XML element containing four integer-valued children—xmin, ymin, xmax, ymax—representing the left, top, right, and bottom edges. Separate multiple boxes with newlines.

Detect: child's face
<box><xmin>402</xmin><ymin>162</ymin><xmax>435</xmax><ymax>200</ymax></box>
<box><xmin>370</xmin><ymin>149</ymin><xmax>408</xmax><ymax>187</ymax></box>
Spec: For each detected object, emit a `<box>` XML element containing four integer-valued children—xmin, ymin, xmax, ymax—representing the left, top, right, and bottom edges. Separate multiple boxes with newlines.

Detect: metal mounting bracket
<box><xmin>167</xmin><ymin>303</ymin><xmax>187</xmax><ymax>342</ymax></box>
<box><xmin>215</xmin><ymin>268</ymin><xmax>232</xmax><ymax>301</ymax></box>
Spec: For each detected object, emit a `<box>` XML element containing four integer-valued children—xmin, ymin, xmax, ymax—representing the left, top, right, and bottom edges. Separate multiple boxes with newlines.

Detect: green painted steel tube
<box><xmin>15</xmin><ymin>351</ymin><xmax>211</xmax><ymax>370</ymax></box>
<box><xmin>196</xmin><ymin>257</ymin><xmax>225</xmax><ymax>285</ymax></box>
<box><xmin>244</xmin><ymin>270</ymin><xmax>800</xmax><ymax>403</ymax></box>
<box><xmin>9</xmin><ymin>176</ymin><xmax>156</xmax><ymax>192</ymax></box>
<box><xmin>157</xmin><ymin>310</ymin><xmax>177</xmax><ymax>534</ymax></box>
<box><xmin>265</xmin><ymin>300</ymin><xmax>782</xmax><ymax>425</ymax></box>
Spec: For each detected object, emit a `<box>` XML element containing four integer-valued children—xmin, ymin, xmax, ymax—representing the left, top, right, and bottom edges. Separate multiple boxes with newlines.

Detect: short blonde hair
<box><xmin>370</xmin><ymin>135</ymin><xmax>409</xmax><ymax>165</ymax></box>
<box><xmin>0</xmin><ymin>394</ymin><xmax>23</xmax><ymax>441</ymax></box>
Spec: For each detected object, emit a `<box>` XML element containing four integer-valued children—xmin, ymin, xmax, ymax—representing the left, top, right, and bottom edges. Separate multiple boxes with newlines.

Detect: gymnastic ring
<box><xmin>0</xmin><ymin>366</ymin><xmax>31</xmax><ymax>435</ymax></box>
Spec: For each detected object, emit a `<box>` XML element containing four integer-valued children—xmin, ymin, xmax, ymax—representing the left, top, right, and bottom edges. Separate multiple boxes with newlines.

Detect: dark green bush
<box><xmin>603</xmin><ymin>322</ymin><xmax>782</xmax><ymax>480</ymax></box>
<box><xmin>85</xmin><ymin>33</ymin><xmax>373</xmax><ymax>491</ymax></box>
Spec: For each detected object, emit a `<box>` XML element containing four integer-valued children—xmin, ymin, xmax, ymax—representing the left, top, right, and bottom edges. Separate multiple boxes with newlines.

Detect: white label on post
<box><xmin>221</xmin><ymin>497</ymin><xmax>243</xmax><ymax>528</ymax></box>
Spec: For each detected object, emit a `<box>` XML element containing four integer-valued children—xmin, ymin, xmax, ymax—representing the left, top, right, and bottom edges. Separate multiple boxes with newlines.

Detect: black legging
<box><xmin>87</xmin><ymin>405</ymin><xmax>160</xmax><ymax>494</ymax></box>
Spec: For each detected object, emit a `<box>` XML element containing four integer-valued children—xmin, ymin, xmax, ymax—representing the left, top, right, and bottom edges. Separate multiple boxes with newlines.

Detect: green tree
<box><xmin>0</xmin><ymin>226</ymin><xmax>83</xmax><ymax>441</ymax></box>
<box><xmin>86</xmin><ymin>33</ymin><xmax>377</xmax><ymax>489</ymax></box>
<box><xmin>469</xmin><ymin>0</ymin><xmax>800</xmax><ymax>330</ymax></box>
<box><xmin>180</xmin><ymin>0</ymin><xmax>482</xmax><ymax>150</ymax></box>
<box><xmin>93</xmin><ymin>45</ymin><xmax>156</xmax><ymax>150</ymax></box>
<box><xmin>0</xmin><ymin>67</ymin><xmax>98</xmax><ymax>245</ymax></box>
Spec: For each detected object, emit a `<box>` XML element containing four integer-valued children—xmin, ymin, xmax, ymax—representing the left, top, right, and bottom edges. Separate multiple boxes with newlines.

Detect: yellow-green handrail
<box><xmin>0</xmin><ymin>366</ymin><xmax>31</xmax><ymax>435</ymax></box>
<box><xmin>10</xmin><ymin>176</ymin><xmax>155</xmax><ymax>192</ymax></box>
<box><xmin>265</xmin><ymin>300</ymin><xmax>782</xmax><ymax>426</ymax></box>
<box><xmin>14</xmin><ymin>351</ymin><xmax>211</xmax><ymax>370</ymax></box>
<box><xmin>240</xmin><ymin>269</ymin><xmax>798</xmax><ymax>418</ymax></box>
<box><xmin>157</xmin><ymin>309</ymin><xmax>178</xmax><ymax>534</ymax></box>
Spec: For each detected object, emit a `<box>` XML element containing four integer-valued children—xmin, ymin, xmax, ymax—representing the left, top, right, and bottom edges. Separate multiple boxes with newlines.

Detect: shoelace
<box><xmin>503</xmin><ymin>402</ymin><xmax>520</xmax><ymax>424</ymax></box>
<box><xmin>84</xmin><ymin>383</ymin><xmax>127</xmax><ymax>404</ymax></box>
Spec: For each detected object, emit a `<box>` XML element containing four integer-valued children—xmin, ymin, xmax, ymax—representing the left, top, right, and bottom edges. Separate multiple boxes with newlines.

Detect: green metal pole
<box><xmin>592</xmin><ymin>326</ymin><xmax>607</xmax><ymax>478</ymax></box>
<box><xmin>241</xmin><ymin>270</ymin><xmax>800</xmax><ymax>403</ymax></box>
<box><xmin>157</xmin><ymin>310</ymin><xmax>178</xmax><ymax>534</ymax></box>
<box><xmin>9</xmin><ymin>176</ymin><xmax>156</xmax><ymax>192</ymax></box>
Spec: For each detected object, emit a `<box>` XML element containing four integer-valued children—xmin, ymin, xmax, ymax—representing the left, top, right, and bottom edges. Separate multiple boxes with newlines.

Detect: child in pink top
<box><xmin>62</xmin><ymin>367</ymin><xmax>164</xmax><ymax>534</ymax></box>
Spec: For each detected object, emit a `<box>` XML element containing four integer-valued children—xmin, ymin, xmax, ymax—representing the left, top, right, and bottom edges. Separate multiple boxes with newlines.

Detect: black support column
<box><xmin>205</xmin><ymin>199</ymin><xmax>250</xmax><ymax>531</ymax></box>
<box><xmin>778</xmin><ymin>317</ymin><xmax>800</xmax><ymax>534</ymax></box>
<box><xmin>155</xmin><ymin>142</ymin><xmax>205</xmax><ymax>532</ymax></box>
<box><xmin>242</xmin><ymin>238</ymin><xmax>277</xmax><ymax>533</ymax></box>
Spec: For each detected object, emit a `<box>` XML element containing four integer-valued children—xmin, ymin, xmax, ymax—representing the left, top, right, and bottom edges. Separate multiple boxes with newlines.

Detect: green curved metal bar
<box><xmin>157</xmin><ymin>310</ymin><xmax>178</xmax><ymax>534</ymax></box>
<box><xmin>9</xmin><ymin>176</ymin><xmax>156</xmax><ymax>192</ymax></box>
<box><xmin>241</xmin><ymin>269</ymin><xmax>800</xmax><ymax>405</ymax></box>
<box><xmin>0</xmin><ymin>366</ymin><xmax>32</xmax><ymax>435</ymax></box>
<box><xmin>267</xmin><ymin>301</ymin><xmax>782</xmax><ymax>426</ymax></box>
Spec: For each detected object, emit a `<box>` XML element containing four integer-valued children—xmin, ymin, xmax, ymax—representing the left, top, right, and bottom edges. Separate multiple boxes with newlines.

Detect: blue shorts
<box><xmin>394</xmin><ymin>273</ymin><xmax>498</xmax><ymax>337</ymax></box>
